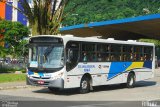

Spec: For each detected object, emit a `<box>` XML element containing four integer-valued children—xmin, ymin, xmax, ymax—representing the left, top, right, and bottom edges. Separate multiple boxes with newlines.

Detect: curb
<box><xmin>0</xmin><ymin>85</ymin><xmax>36</xmax><ymax>90</ymax></box>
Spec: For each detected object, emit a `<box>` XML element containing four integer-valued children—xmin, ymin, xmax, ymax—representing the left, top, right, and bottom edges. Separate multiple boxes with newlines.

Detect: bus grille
<box><xmin>32</xmin><ymin>76</ymin><xmax>51</xmax><ymax>79</ymax></box>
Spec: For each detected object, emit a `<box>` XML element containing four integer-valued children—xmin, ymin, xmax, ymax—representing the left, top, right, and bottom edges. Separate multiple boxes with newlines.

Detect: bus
<box><xmin>26</xmin><ymin>35</ymin><xmax>155</xmax><ymax>93</ymax></box>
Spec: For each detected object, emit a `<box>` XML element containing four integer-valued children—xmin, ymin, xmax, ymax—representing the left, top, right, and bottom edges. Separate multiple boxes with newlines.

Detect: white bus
<box><xmin>26</xmin><ymin>35</ymin><xmax>155</xmax><ymax>93</ymax></box>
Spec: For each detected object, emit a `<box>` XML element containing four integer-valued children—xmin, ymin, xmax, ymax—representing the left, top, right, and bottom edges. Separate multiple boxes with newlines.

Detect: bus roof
<box><xmin>30</xmin><ymin>35</ymin><xmax>154</xmax><ymax>46</ymax></box>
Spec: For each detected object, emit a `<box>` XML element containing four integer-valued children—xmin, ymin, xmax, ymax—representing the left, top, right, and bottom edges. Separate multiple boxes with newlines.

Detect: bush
<box><xmin>0</xmin><ymin>68</ymin><xmax>24</xmax><ymax>73</ymax></box>
<box><xmin>21</xmin><ymin>69</ymin><xmax>26</xmax><ymax>73</ymax></box>
<box><xmin>0</xmin><ymin>61</ymin><xmax>26</xmax><ymax>73</ymax></box>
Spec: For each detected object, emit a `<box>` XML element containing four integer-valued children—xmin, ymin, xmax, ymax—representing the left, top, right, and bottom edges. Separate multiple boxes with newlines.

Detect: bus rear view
<box><xmin>26</xmin><ymin>36</ymin><xmax>65</xmax><ymax>90</ymax></box>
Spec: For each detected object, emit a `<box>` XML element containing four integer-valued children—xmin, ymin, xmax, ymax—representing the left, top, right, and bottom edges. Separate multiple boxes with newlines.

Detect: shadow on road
<box><xmin>91</xmin><ymin>80</ymin><xmax>156</xmax><ymax>93</ymax></box>
<box><xmin>33</xmin><ymin>88</ymin><xmax>80</xmax><ymax>95</ymax></box>
<box><xmin>135</xmin><ymin>81</ymin><xmax>157</xmax><ymax>87</ymax></box>
<box><xmin>32</xmin><ymin>80</ymin><xmax>157</xmax><ymax>95</ymax></box>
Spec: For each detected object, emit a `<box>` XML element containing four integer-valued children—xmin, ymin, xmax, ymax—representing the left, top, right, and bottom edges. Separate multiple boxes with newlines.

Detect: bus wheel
<box><xmin>127</xmin><ymin>73</ymin><xmax>135</xmax><ymax>88</ymax></box>
<box><xmin>80</xmin><ymin>77</ymin><xmax>90</xmax><ymax>94</ymax></box>
<box><xmin>48</xmin><ymin>87</ymin><xmax>59</xmax><ymax>92</ymax></box>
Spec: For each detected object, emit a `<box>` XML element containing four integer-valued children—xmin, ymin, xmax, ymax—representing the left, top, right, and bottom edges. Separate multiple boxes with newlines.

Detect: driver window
<box><xmin>66</xmin><ymin>41</ymin><xmax>80</xmax><ymax>71</ymax></box>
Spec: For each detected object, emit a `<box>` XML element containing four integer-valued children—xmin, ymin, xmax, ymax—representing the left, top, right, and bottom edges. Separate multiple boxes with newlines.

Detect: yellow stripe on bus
<box><xmin>126</xmin><ymin>62</ymin><xmax>144</xmax><ymax>71</ymax></box>
<box><xmin>34</xmin><ymin>72</ymin><xmax>38</xmax><ymax>76</ymax></box>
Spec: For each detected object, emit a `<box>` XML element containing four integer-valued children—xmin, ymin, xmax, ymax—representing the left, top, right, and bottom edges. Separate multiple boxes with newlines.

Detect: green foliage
<box><xmin>0</xmin><ymin>67</ymin><xmax>23</xmax><ymax>73</ymax></box>
<box><xmin>19</xmin><ymin>0</ymin><xmax>68</xmax><ymax>35</ymax></box>
<box><xmin>0</xmin><ymin>19</ymin><xmax>29</xmax><ymax>58</ymax></box>
<box><xmin>63</xmin><ymin>0</ymin><xmax>160</xmax><ymax>26</ymax></box>
<box><xmin>139</xmin><ymin>39</ymin><xmax>160</xmax><ymax>46</ymax></box>
<box><xmin>21</xmin><ymin>69</ymin><xmax>26</xmax><ymax>73</ymax></box>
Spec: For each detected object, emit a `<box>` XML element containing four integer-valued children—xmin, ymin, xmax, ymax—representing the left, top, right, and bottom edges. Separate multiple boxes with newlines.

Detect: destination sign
<box><xmin>29</xmin><ymin>37</ymin><xmax>63</xmax><ymax>44</ymax></box>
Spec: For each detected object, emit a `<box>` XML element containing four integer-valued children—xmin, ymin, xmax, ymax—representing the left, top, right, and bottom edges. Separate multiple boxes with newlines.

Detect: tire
<box><xmin>48</xmin><ymin>87</ymin><xmax>59</xmax><ymax>92</ymax></box>
<box><xmin>79</xmin><ymin>77</ymin><xmax>90</xmax><ymax>94</ymax></box>
<box><xmin>127</xmin><ymin>73</ymin><xmax>135</xmax><ymax>88</ymax></box>
<box><xmin>120</xmin><ymin>83</ymin><xmax>127</xmax><ymax>88</ymax></box>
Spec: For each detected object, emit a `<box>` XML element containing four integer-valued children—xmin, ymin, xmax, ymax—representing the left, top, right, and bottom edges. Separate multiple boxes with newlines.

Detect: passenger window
<box><xmin>81</xmin><ymin>43</ymin><xmax>96</xmax><ymax>62</ymax></box>
<box><xmin>134</xmin><ymin>46</ymin><xmax>141</xmax><ymax>61</ymax></box>
<box><xmin>97</xmin><ymin>44</ymin><xmax>109</xmax><ymax>62</ymax></box>
<box><xmin>110</xmin><ymin>45</ymin><xmax>120</xmax><ymax>61</ymax></box>
<box><xmin>144</xmin><ymin>47</ymin><xmax>153</xmax><ymax>61</ymax></box>
<box><xmin>128</xmin><ymin>46</ymin><xmax>134</xmax><ymax>61</ymax></box>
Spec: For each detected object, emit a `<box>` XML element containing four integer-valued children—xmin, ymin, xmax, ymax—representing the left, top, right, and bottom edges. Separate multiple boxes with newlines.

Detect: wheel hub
<box><xmin>129</xmin><ymin>77</ymin><xmax>134</xmax><ymax>86</ymax></box>
<box><xmin>82</xmin><ymin>80</ymin><xmax>87</xmax><ymax>89</ymax></box>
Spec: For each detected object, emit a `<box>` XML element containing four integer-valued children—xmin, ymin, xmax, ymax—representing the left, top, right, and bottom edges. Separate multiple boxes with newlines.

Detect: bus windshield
<box><xmin>29</xmin><ymin>45</ymin><xmax>64</xmax><ymax>69</ymax></box>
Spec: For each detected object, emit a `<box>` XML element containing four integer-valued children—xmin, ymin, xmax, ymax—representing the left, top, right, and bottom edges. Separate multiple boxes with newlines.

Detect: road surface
<box><xmin>0</xmin><ymin>68</ymin><xmax>159</xmax><ymax>107</ymax></box>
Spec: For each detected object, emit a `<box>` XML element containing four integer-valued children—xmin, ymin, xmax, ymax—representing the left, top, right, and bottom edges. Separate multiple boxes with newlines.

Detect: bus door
<box><xmin>66</xmin><ymin>41</ymin><xmax>80</xmax><ymax>71</ymax></box>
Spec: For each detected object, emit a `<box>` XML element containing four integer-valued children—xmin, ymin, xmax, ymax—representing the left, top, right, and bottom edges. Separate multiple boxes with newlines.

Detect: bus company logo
<box><xmin>98</xmin><ymin>65</ymin><xmax>101</xmax><ymax>69</ymax></box>
<box><xmin>142</xmin><ymin>101</ymin><xmax>160</xmax><ymax>107</ymax></box>
<box><xmin>102</xmin><ymin>65</ymin><xmax>109</xmax><ymax>68</ymax></box>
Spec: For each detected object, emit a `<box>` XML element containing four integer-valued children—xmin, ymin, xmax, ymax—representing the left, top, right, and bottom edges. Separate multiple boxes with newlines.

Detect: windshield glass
<box><xmin>29</xmin><ymin>45</ymin><xmax>64</xmax><ymax>69</ymax></box>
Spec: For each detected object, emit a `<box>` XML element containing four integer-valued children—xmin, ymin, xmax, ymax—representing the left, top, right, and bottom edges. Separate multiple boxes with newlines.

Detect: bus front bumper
<box><xmin>26</xmin><ymin>76</ymin><xmax>64</xmax><ymax>89</ymax></box>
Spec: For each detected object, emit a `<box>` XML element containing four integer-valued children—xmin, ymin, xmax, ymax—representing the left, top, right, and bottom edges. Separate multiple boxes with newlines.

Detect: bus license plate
<box><xmin>38</xmin><ymin>80</ymin><xmax>44</xmax><ymax>84</ymax></box>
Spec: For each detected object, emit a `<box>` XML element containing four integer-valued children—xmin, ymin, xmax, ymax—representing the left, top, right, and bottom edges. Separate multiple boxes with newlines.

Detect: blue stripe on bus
<box><xmin>108</xmin><ymin>61</ymin><xmax>152</xmax><ymax>80</ymax></box>
<box><xmin>28</xmin><ymin>70</ymin><xmax>34</xmax><ymax>75</ymax></box>
<box><xmin>38</xmin><ymin>72</ymin><xmax>44</xmax><ymax>77</ymax></box>
<box><xmin>143</xmin><ymin>61</ymin><xmax>152</xmax><ymax>69</ymax></box>
<box><xmin>108</xmin><ymin>62</ymin><xmax>132</xmax><ymax>80</ymax></box>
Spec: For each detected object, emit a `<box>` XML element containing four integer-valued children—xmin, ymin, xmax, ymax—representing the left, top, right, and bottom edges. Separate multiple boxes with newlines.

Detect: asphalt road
<box><xmin>0</xmin><ymin>95</ymin><xmax>159</xmax><ymax>107</ymax></box>
<box><xmin>0</xmin><ymin>69</ymin><xmax>160</xmax><ymax>107</ymax></box>
<box><xmin>0</xmin><ymin>97</ymin><xmax>145</xmax><ymax>107</ymax></box>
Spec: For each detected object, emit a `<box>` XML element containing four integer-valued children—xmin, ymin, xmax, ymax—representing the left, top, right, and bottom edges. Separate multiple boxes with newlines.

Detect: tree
<box><xmin>0</xmin><ymin>0</ymin><xmax>68</xmax><ymax>35</ymax></box>
<box><xmin>0</xmin><ymin>19</ymin><xmax>29</xmax><ymax>58</ymax></box>
<box><xmin>62</xmin><ymin>0</ymin><xmax>160</xmax><ymax>26</ymax></box>
<box><xmin>0</xmin><ymin>0</ymin><xmax>87</xmax><ymax>35</ymax></box>
<box><xmin>17</xmin><ymin>0</ymin><xmax>69</xmax><ymax>36</ymax></box>
<box><xmin>139</xmin><ymin>39</ymin><xmax>160</xmax><ymax>46</ymax></box>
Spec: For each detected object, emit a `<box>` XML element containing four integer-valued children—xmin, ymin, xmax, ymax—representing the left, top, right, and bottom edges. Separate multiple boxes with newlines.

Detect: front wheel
<box><xmin>79</xmin><ymin>77</ymin><xmax>90</xmax><ymax>94</ymax></box>
<box><xmin>127</xmin><ymin>73</ymin><xmax>135</xmax><ymax>88</ymax></box>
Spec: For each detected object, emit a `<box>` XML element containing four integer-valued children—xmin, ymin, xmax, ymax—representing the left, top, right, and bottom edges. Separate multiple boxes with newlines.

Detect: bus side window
<box><xmin>110</xmin><ymin>44</ymin><xmax>120</xmax><ymax>61</ymax></box>
<box><xmin>110</xmin><ymin>54</ymin><xmax>114</xmax><ymax>61</ymax></box>
<box><xmin>144</xmin><ymin>46</ymin><xmax>153</xmax><ymax>61</ymax></box>
<box><xmin>81</xmin><ymin>43</ymin><xmax>96</xmax><ymax>62</ymax></box>
<box><xmin>97</xmin><ymin>53</ymin><xmax>102</xmax><ymax>61</ymax></box>
<box><xmin>82</xmin><ymin>52</ymin><xmax>88</xmax><ymax>62</ymax></box>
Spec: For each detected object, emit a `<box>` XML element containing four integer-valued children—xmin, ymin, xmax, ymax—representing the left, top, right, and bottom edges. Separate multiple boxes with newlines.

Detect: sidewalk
<box><xmin>0</xmin><ymin>68</ymin><xmax>159</xmax><ymax>90</ymax></box>
<box><xmin>0</xmin><ymin>81</ymin><xmax>32</xmax><ymax>90</ymax></box>
<box><xmin>154</xmin><ymin>67</ymin><xmax>160</xmax><ymax>76</ymax></box>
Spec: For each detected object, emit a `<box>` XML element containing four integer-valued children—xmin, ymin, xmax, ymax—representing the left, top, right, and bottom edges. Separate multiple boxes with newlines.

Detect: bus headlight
<box><xmin>52</xmin><ymin>72</ymin><xmax>64</xmax><ymax>80</ymax></box>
